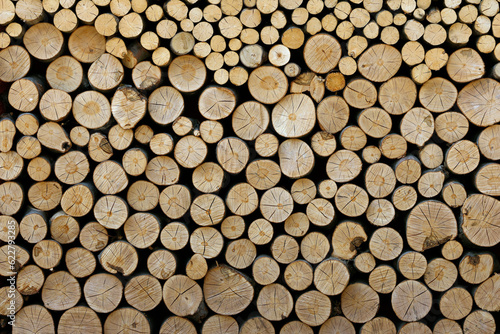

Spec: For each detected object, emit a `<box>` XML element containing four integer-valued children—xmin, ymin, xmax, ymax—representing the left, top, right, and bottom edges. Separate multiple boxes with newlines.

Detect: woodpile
<box><xmin>1</xmin><ymin>0</ymin><xmax>500</xmax><ymax>332</ymax></box>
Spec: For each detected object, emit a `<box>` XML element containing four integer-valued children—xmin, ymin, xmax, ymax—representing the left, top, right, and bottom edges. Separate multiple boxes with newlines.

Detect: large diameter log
<box><xmin>461</xmin><ymin>194</ymin><xmax>500</xmax><ymax>247</ymax></box>
<box><xmin>203</xmin><ymin>264</ymin><xmax>254</xmax><ymax>315</ymax></box>
<box><xmin>406</xmin><ymin>200</ymin><xmax>457</xmax><ymax>251</ymax></box>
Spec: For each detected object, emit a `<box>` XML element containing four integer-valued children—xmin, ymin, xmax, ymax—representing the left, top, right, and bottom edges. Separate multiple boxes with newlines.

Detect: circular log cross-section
<box><xmin>203</xmin><ymin>265</ymin><xmax>254</xmax><ymax>316</ymax></box>
<box><xmin>248</xmin><ymin>66</ymin><xmax>288</xmax><ymax>105</ymax></box>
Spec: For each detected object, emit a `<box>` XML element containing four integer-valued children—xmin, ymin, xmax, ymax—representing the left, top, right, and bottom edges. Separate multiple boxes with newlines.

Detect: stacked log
<box><xmin>0</xmin><ymin>0</ymin><xmax>500</xmax><ymax>332</ymax></box>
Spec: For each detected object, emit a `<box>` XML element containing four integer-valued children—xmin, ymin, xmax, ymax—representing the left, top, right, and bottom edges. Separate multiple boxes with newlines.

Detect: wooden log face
<box><xmin>8</xmin><ymin>0</ymin><xmax>500</xmax><ymax>329</ymax></box>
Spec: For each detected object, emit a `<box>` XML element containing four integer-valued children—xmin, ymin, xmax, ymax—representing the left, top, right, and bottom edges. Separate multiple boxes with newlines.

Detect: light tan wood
<box><xmin>313</xmin><ymin>258</ymin><xmax>349</xmax><ymax>295</ymax></box>
<box><xmin>202</xmin><ymin>315</ymin><xmax>238</xmax><ymax>334</ymax></box>
<box><xmin>281</xmin><ymin>321</ymin><xmax>313</xmax><ymax>334</ymax></box>
<box><xmin>407</xmin><ymin>200</ymin><xmax>457</xmax><ymax>251</ymax></box>
<box><xmin>68</xmin><ymin>26</ymin><xmax>106</xmax><ymax>63</ymax></box>
<box><xmin>32</xmin><ymin>239</ymin><xmax>63</xmax><ymax>270</ymax></box>
<box><xmin>186</xmin><ymin>253</ymin><xmax>208</xmax><ymax>280</ymax></box>
<box><xmin>462</xmin><ymin>194</ymin><xmax>500</xmax><ymax>247</ymax></box>
<box><xmin>148</xmin><ymin>249</ymin><xmax>176</xmax><ymax>280</ymax></box>
<box><xmin>331</xmin><ymin>221</ymin><xmax>367</xmax><ymax>259</ymax></box>
<box><xmin>343</xmin><ymin>78</ymin><xmax>377</xmax><ymax>110</ymax></box>
<box><xmin>463</xmin><ymin>310</ymin><xmax>496</xmax><ymax>334</ymax></box>
<box><xmin>425</xmin><ymin>48</ymin><xmax>448</xmax><ymax>71</ymax></box>
<box><xmin>99</xmin><ymin>241</ymin><xmax>138</xmax><ymax>275</ymax></box>
<box><xmin>12</xmin><ymin>305</ymin><xmax>55</xmax><ymax>334</ymax></box>
<box><xmin>16</xmin><ymin>113</ymin><xmax>39</xmax><ymax>136</ymax></box>
<box><xmin>50</xmin><ymin>212</ymin><xmax>79</xmax><ymax>244</ymax></box>
<box><xmin>160</xmin><ymin>222</ymin><xmax>189</xmax><ymax>251</ymax></box>
<box><xmin>300</xmin><ymin>231</ymin><xmax>329</xmax><ymax>264</ymax></box>
<box><xmin>0</xmin><ymin>151</ymin><xmax>22</xmax><ymax>181</ymax></box>
<box><xmin>354</xmin><ymin>252</ymin><xmax>376</xmax><ymax>274</ymax></box>
<box><xmin>335</xmin><ymin>184</ymin><xmax>369</xmax><ymax>217</ymax></box>
<box><xmin>366</xmin><ymin>199</ymin><xmax>395</xmax><ymax>226</ymax></box>
<box><xmin>159</xmin><ymin>184</ymin><xmax>191</xmax><ymax>219</ymax></box>
<box><xmin>41</xmin><ymin>271</ymin><xmax>81</xmax><ymax>311</ymax></box>
<box><xmin>424</xmin><ymin>258</ymin><xmax>458</xmax><ymax>291</ymax></box>
<box><xmin>341</xmin><ymin>283</ymin><xmax>379</xmax><ymax>323</ymax></box>
<box><xmin>58</xmin><ymin>307</ymin><xmax>102</xmax><ymax>334</ymax></box>
<box><xmin>124</xmin><ymin>274</ymin><xmax>162</xmax><ymax>312</ymax></box>
<box><xmin>65</xmin><ymin>247</ymin><xmax>95</xmax><ymax>278</ymax></box>
<box><xmin>199</xmin><ymin>86</ymin><xmax>236</xmax><ymax>120</ymax></box>
<box><xmin>248</xmin><ymin>66</ymin><xmax>288</xmax><ymax>104</ymax></box>
<box><xmin>257</xmin><ymin>283</ymin><xmax>293</xmax><ymax>321</ymax></box>
<box><xmin>84</xmin><ymin>273</ymin><xmax>123</xmax><ymax>313</ymax></box>
<box><xmin>124</xmin><ymin>212</ymin><xmax>160</xmax><ymax>249</ymax></box>
<box><xmin>189</xmin><ymin>227</ymin><xmax>224</xmax><ymax>259</ymax></box>
<box><xmin>122</xmin><ymin>148</ymin><xmax>147</xmax><ymax>176</ymax></box>
<box><xmin>392</xmin><ymin>280</ymin><xmax>432</xmax><ymax>321</ymax></box>
<box><xmin>203</xmin><ymin>264</ymin><xmax>254</xmax><ymax>315</ymax></box>
<box><xmin>79</xmin><ymin>222</ymin><xmax>108</xmax><ymax>252</ymax></box>
<box><xmin>17</xmin><ymin>264</ymin><xmax>44</xmax><ymax>295</ymax></box>
<box><xmin>20</xmin><ymin>211</ymin><xmax>47</xmax><ymax>244</ymax></box>
<box><xmin>8</xmin><ymin>77</ymin><xmax>43</xmax><ymax>112</ymax></box>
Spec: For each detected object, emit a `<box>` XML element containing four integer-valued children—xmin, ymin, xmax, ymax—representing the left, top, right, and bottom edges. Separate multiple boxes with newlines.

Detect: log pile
<box><xmin>1</xmin><ymin>0</ymin><xmax>500</xmax><ymax>332</ymax></box>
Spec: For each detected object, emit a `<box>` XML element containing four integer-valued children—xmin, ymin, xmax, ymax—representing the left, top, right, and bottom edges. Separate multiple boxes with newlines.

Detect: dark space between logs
<box><xmin>0</xmin><ymin>0</ymin><xmax>500</xmax><ymax>332</ymax></box>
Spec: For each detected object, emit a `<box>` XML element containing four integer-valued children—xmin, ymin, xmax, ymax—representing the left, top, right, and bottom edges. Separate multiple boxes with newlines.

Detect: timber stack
<box><xmin>1</xmin><ymin>0</ymin><xmax>500</xmax><ymax>332</ymax></box>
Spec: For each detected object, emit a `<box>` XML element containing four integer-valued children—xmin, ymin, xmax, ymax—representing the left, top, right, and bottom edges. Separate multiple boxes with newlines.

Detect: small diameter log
<box><xmin>168</xmin><ymin>55</ymin><xmax>207</xmax><ymax>93</ymax></box>
<box><xmin>303</xmin><ymin>33</ymin><xmax>341</xmax><ymax>74</ymax></box>
<box><xmin>369</xmin><ymin>265</ymin><xmax>397</xmax><ymax>294</ymax></box>
<box><xmin>111</xmin><ymin>85</ymin><xmax>146</xmax><ymax>129</ymax></box>
<box><xmin>260</xmin><ymin>187</ymin><xmax>293</xmax><ymax>223</ymax></box>
<box><xmin>50</xmin><ymin>212</ymin><xmax>80</xmax><ymax>244</ymax></box>
<box><xmin>475</xmin><ymin>164</ymin><xmax>500</xmax><ymax>196</ymax></box>
<box><xmin>441</xmin><ymin>240</ymin><xmax>463</xmax><ymax>260</ymax></box>
<box><xmin>463</xmin><ymin>310</ymin><xmax>496</xmax><ymax>334</ymax></box>
<box><xmin>358</xmin><ymin>44</ymin><xmax>402</xmax><ymax>82</ymax></box>
<box><xmin>240</xmin><ymin>317</ymin><xmax>274</xmax><ymax>334</ymax></box>
<box><xmin>300</xmin><ymin>232</ymin><xmax>330</xmax><ymax>264</ymax></box>
<box><xmin>191</xmin><ymin>227</ymin><xmax>224</xmax><ymax>259</ymax></box>
<box><xmin>225</xmin><ymin>238</ymin><xmax>256</xmax><ymax>269</ymax></box>
<box><xmin>418</xmin><ymin>170</ymin><xmax>445</xmax><ymax>198</ymax></box>
<box><xmin>279</xmin><ymin>139</ymin><xmax>315</xmax><ymax>179</ymax></box>
<box><xmin>335</xmin><ymin>184</ymin><xmax>369</xmax><ymax>217</ymax></box>
<box><xmin>282</xmin><ymin>321</ymin><xmax>313</xmax><ymax>334</ymax></box>
<box><xmin>0</xmin><ymin>45</ymin><xmax>31</xmax><ymax>83</ymax></box>
<box><xmin>369</xmin><ymin>227</ymin><xmax>403</xmax><ymax>261</ymax></box>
